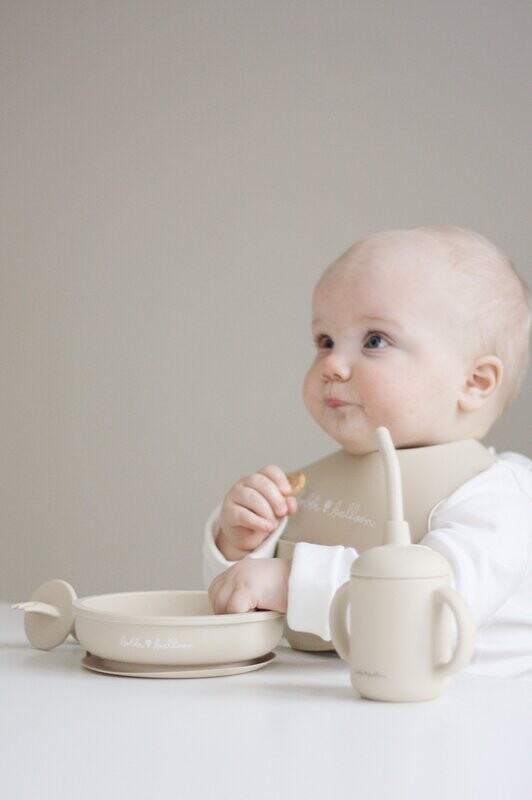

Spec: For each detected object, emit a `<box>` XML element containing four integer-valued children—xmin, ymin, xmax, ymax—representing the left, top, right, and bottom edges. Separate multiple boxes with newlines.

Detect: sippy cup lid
<box><xmin>11</xmin><ymin>579</ymin><xmax>77</xmax><ymax>650</ymax></box>
<box><xmin>350</xmin><ymin>544</ymin><xmax>451</xmax><ymax>580</ymax></box>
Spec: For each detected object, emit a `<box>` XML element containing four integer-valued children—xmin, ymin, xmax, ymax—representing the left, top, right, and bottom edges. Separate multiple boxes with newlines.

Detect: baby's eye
<box><xmin>364</xmin><ymin>332</ymin><xmax>389</xmax><ymax>350</ymax></box>
<box><xmin>314</xmin><ymin>334</ymin><xmax>334</xmax><ymax>349</ymax></box>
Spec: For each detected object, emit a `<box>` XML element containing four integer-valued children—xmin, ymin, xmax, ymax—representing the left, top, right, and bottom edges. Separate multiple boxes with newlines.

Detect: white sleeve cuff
<box><xmin>286</xmin><ymin>542</ymin><xmax>358</xmax><ymax>641</ymax></box>
<box><xmin>201</xmin><ymin>504</ymin><xmax>290</xmax><ymax>588</ymax></box>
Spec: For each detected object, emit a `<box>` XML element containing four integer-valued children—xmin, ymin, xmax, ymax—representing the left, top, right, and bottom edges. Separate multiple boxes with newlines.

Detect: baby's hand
<box><xmin>208</xmin><ymin>558</ymin><xmax>291</xmax><ymax>614</ymax></box>
<box><xmin>216</xmin><ymin>465</ymin><xmax>300</xmax><ymax>560</ymax></box>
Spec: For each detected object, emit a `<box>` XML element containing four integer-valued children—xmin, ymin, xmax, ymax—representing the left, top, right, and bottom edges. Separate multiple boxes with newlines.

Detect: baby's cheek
<box><xmin>364</xmin><ymin>367</ymin><xmax>420</xmax><ymax>413</ymax></box>
<box><xmin>302</xmin><ymin>370</ymin><xmax>319</xmax><ymax>415</ymax></box>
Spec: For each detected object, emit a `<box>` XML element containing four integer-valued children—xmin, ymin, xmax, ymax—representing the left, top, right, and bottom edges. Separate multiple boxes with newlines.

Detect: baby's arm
<box><xmin>420</xmin><ymin>461</ymin><xmax>532</xmax><ymax>627</ymax></box>
<box><xmin>286</xmin><ymin>542</ymin><xmax>358</xmax><ymax>639</ymax></box>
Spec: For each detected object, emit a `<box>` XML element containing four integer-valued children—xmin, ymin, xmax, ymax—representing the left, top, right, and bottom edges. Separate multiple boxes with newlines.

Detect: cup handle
<box><xmin>434</xmin><ymin>585</ymin><xmax>475</xmax><ymax>678</ymax></box>
<box><xmin>329</xmin><ymin>581</ymin><xmax>351</xmax><ymax>662</ymax></box>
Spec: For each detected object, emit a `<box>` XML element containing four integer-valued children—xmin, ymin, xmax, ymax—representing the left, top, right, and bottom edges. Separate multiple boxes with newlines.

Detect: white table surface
<box><xmin>2</xmin><ymin>601</ymin><xmax>531</xmax><ymax>800</ymax></box>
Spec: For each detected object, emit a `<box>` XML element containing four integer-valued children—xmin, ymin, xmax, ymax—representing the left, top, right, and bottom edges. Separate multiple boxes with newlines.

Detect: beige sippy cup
<box><xmin>329</xmin><ymin>427</ymin><xmax>475</xmax><ymax>702</ymax></box>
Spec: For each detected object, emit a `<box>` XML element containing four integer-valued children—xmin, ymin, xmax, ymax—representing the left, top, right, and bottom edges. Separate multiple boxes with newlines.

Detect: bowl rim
<box><xmin>72</xmin><ymin>589</ymin><xmax>284</xmax><ymax>626</ymax></box>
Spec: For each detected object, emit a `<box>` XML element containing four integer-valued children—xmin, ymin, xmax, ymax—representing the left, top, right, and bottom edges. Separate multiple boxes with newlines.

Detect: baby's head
<box><xmin>303</xmin><ymin>225</ymin><xmax>530</xmax><ymax>455</ymax></box>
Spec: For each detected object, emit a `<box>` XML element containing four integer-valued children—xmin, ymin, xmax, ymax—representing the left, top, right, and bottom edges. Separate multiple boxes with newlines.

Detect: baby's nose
<box><xmin>322</xmin><ymin>354</ymin><xmax>351</xmax><ymax>381</ymax></box>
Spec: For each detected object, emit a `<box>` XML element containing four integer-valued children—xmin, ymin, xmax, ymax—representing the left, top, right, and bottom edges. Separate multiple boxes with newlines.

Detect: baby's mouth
<box><xmin>325</xmin><ymin>397</ymin><xmax>350</xmax><ymax>409</ymax></box>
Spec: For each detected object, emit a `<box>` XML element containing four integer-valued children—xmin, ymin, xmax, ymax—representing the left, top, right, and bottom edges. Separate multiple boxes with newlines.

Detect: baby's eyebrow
<box><xmin>362</xmin><ymin>315</ymin><xmax>404</xmax><ymax>331</ymax></box>
<box><xmin>311</xmin><ymin>315</ymin><xmax>403</xmax><ymax>331</ymax></box>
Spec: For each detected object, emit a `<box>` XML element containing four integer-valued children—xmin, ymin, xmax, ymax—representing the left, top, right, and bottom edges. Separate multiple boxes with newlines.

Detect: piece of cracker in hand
<box><xmin>285</xmin><ymin>472</ymin><xmax>306</xmax><ymax>496</ymax></box>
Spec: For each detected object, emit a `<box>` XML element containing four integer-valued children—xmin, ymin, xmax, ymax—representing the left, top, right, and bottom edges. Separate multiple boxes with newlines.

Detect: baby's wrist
<box><xmin>215</xmin><ymin>527</ymin><xmax>248</xmax><ymax>561</ymax></box>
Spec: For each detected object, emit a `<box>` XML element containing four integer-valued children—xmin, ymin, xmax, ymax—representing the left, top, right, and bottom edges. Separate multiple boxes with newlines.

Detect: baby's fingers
<box><xmin>208</xmin><ymin>569</ymin><xmax>237</xmax><ymax>613</ymax></box>
<box><xmin>235</xmin><ymin>474</ymin><xmax>288</xmax><ymax>521</ymax></box>
<box><xmin>208</xmin><ymin>573</ymin><xmax>225</xmax><ymax>613</ymax></box>
<box><xmin>224</xmin><ymin>588</ymin><xmax>255</xmax><ymax>613</ymax></box>
<box><xmin>229</xmin><ymin>503</ymin><xmax>276</xmax><ymax>535</ymax></box>
<box><xmin>257</xmin><ymin>465</ymin><xmax>293</xmax><ymax>498</ymax></box>
<box><xmin>208</xmin><ymin>570</ymin><xmax>255</xmax><ymax>614</ymax></box>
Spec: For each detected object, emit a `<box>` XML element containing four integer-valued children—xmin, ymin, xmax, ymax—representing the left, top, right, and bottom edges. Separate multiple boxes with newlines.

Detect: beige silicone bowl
<box><xmin>13</xmin><ymin>580</ymin><xmax>284</xmax><ymax>667</ymax></box>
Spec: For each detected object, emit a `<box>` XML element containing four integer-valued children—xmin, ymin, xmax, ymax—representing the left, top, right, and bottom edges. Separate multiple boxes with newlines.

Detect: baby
<box><xmin>202</xmin><ymin>225</ymin><xmax>532</xmax><ymax>676</ymax></box>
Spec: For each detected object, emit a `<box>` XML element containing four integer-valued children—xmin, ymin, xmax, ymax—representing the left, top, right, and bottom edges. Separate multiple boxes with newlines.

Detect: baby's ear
<box><xmin>457</xmin><ymin>355</ymin><xmax>504</xmax><ymax>412</ymax></box>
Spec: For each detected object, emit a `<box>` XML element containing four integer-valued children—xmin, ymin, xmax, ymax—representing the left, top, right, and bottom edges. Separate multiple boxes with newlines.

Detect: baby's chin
<box><xmin>319</xmin><ymin>421</ymin><xmax>379</xmax><ymax>456</ymax></box>
<box><xmin>320</xmin><ymin>416</ymin><xmax>450</xmax><ymax>454</ymax></box>
<box><xmin>337</xmin><ymin>439</ymin><xmax>379</xmax><ymax>456</ymax></box>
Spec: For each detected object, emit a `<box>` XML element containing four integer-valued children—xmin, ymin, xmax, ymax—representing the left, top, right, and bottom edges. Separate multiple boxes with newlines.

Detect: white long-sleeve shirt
<box><xmin>202</xmin><ymin>451</ymin><xmax>532</xmax><ymax>677</ymax></box>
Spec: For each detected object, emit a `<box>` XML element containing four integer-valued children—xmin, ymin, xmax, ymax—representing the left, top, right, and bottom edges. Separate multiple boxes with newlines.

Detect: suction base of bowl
<box><xmin>81</xmin><ymin>651</ymin><xmax>276</xmax><ymax>679</ymax></box>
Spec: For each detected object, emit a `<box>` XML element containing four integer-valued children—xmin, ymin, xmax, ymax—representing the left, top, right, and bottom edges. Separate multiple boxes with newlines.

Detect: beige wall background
<box><xmin>1</xmin><ymin>0</ymin><xmax>530</xmax><ymax>600</ymax></box>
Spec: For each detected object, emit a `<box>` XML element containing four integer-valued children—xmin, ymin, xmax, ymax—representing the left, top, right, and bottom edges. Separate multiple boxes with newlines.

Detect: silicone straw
<box><xmin>375</xmin><ymin>427</ymin><xmax>404</xmax><ymax>521</ymax></box>
<box><xmin>375</xmin><ymin>427</ymin><xmax>411</xmax><ymax>546</ymax></box>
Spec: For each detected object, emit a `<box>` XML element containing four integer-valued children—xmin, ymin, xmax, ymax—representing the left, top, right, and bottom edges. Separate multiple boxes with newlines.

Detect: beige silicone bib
<box><xmin>276</xmin><ymin>439</ymin><xmax>494</xmax><ymax>651</ymax></box>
